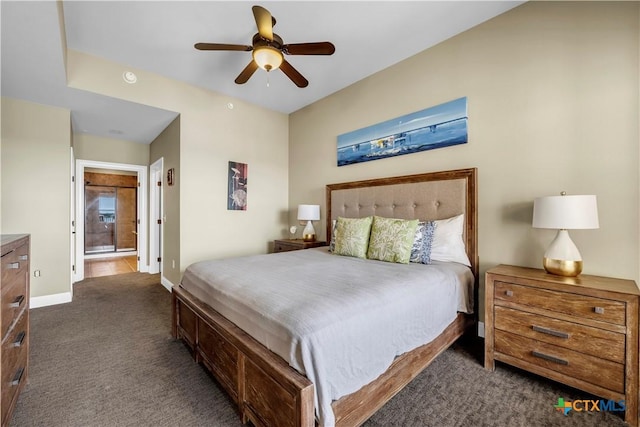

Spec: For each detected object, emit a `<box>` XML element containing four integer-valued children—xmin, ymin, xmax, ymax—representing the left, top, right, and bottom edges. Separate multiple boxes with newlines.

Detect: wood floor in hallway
<box><xmin>84</xmin><ymin>255</ymin><xmax>137</xmax><ymax>278</ymax></box>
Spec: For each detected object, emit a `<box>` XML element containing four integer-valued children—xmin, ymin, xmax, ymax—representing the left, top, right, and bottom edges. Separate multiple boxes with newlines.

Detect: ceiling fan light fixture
<box><xmin>252</xmin><ymin>46</ymin><xmax>283</xmax><ymax>71</ymax></box>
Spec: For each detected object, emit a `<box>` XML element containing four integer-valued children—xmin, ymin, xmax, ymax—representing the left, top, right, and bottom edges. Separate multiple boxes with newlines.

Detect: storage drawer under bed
<box><xmin>175</xmin><ymin>298</ymin><xmax>197</xmax><ymax>352</ymax></box>
<box><xmin>198</xmin><ymin>319</ymin><xmax>239</xmax><ymax>402</ymax></box>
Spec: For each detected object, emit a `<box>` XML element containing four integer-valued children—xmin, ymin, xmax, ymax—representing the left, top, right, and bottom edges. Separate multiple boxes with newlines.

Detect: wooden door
<box><xmin>116</xmin><ymin>187</ymin><xmax>137</xmax><ymax>251</ymax></box>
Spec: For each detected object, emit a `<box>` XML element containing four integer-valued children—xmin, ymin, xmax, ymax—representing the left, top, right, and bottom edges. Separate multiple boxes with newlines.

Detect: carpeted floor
<box><xmin>11</xmin><ymin>272</ymin><xmax>627</xmax><ymax>427</ymax></box>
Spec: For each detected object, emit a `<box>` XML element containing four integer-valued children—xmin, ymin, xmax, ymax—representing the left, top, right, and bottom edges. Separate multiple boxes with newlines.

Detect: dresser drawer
<box><xmin>494</xmin><ymin>306</ymin><xmax>625</xmax><ymax>363</ymax></box>
<box><xmin>0</xmin><ymin>324</ymin><xmax>27</xmax><ymax>425</ymax></box>
<box><xmin>495</xmin><ymin>281</ymin><xmax>626</xmax><ymax>326</ymax></box>
<box><xmin>2</xmin><ymin>310</ymin><xmax>28</xmax><ymax>357</ymax></box>
<box><xmin>274</xmin><ymin>242</ymin><xmax>297</xmax><ymax>253</ymax></box>
<box><xmin>495</xmin><ymin>330</ymin><xmax>624</xmax><ymax>393</ymax></box>
<box><xmin>1</xmin><ymin>245</ymin><xmax>28</xmax><ymax>295</ymax></box>
<box><xmin>198</xmin><ymin>320</ymin><xmax>239</xmax><ymax>400</ymax></box>
<box><xmin>1</xmin><ymin>277</ymin><xmax>28</xmax><ymax>341</ymax></box>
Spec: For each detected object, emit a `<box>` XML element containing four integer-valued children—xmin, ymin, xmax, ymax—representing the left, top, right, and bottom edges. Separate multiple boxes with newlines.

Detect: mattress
<box><xmin>180</xmin><ymin>247</ymin><xmax>474</xmax><ymax>427</ymax></box>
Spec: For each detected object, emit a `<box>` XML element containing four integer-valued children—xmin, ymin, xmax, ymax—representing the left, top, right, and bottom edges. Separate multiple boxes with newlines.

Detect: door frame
<box><xmin>70</xmin><ymin>147</ymin><xmax>75</xmax><ymax>290</ymax></box>
<box><xmin>149</xmin><ymin>158</ymin><xmax>163</xmax><ymax>275</ymax></box>
<box><xmin>74</xmin><ymin>159</ymin><xmax>148</xmax><ymax>283</ymax></box>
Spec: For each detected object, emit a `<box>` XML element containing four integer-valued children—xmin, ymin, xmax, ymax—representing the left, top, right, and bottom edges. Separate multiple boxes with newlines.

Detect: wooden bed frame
<box><xmin>172</xmin><ymin>167</ymin><xmax>478</xmax><ymax>427</ymax></box>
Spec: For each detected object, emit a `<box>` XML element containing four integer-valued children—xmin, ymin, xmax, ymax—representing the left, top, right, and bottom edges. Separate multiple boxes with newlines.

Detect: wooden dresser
<box><xmin>485</xmin><ymin>264</ymin><xmax>639</xmax><ymax>426</ymax></box>
<box><xmin>273</xmin><ymin>239</ymin><xmax>327</xmax><ymax>253</ymax></box>
<box><xmin>1</xmin><ymin>234</ymin><xmax>30</xmax><ymax>427</ymax></box>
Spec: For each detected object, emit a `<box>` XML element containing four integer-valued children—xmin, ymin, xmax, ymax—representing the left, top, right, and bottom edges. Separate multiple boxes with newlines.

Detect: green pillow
<box><xmin>367</xmin><ymin>216</ymin><xmax>419</xmax><ymax>264</ymax></box>
<box><xmin>333</xmin><ymin>216</ymin><xmax>373</xmax><ymax>259</ymax></box>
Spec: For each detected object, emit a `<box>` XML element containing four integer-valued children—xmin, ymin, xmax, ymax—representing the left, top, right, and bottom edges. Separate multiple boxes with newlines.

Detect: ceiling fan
<box><xmin>195</xmin><ymin>5</ymin><xmax>335</xmax><ymax>88</ymax></box>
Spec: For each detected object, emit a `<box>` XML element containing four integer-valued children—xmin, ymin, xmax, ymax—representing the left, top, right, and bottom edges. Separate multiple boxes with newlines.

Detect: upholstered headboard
<box><xmin>326</xmin><ymin>168</ymin><xmax>478</xmax><ymax>279</ymax></box>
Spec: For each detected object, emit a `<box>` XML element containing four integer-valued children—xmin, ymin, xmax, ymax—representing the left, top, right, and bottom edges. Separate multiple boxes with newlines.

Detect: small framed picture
<box><xmin>167</xmin><ymin>168</ymin><xmax>175</xmax><ymax>186</ymax></box>
<box><xmin>228</xmin><ymin>161</ymin><xmax>247</xmax><ymax>210</ymax></box>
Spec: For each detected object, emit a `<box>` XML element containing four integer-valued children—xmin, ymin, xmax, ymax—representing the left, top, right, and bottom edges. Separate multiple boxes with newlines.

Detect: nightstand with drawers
<box><xmin>485</xmin><ymin>264</ymin><xmax>639</xmax><ymax>426</ymax></box>
<box><xmin>273</xmin><ymin>239</ymin><xmax>327</xmax><ymax>253</ymax></box>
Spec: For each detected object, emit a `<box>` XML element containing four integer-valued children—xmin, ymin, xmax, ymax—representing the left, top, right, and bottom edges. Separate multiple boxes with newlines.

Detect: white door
<box><xmin>70</xmin><ymin>147</ymin><xmax>76</xmax><ymax>296</ymax></box>
<box><xmin>149</xmin><ymin>158</ymin><xmax>163</xmax><ymax>275</ymax></box>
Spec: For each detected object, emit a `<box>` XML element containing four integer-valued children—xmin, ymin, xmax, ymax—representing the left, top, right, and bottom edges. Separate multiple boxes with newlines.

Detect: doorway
<box><xmin>84</xmin><ymin>173</ymin><xmax>138</xmax><ymax>254</ymax></box>
<box><xmin>74</xmin><ymin>160</ymin><xmax>148</xmax><ymax>284</ymax></box>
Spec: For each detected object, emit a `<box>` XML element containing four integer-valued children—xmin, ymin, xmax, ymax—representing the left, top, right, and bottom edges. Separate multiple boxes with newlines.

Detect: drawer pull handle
<box><xmin>11</xmin><ymin>368</ymin><xmax>24</xmax><ymax>386</ymax></box>
<box><xmin>532</xmin><ymin>351</ymin><xmax>568</xmax><ymax>366</ymax></box>
<box><xmin>7</xmin><ymin>262</ymin><xmax>19</xmax><ymax>269</ymax></box>
<box><xmin>532</xmin><ymin>325</ymin><xmax>569</xmax><ymax>339</ymax></box>
<box><xmin>9</xmin><ymin>295</ymin><xmax>25</xmax><ymax>308</ymax></box>
<box><xmin>594</xmin><ymin>307</ymin><xmax>605</xmax><ymax>314</ymax></box>
<box><xmin>505</xmin><ymin>290</ymin><xmax>513</xmax><ymax>297</ymax></box>
<box><xmin>12</xmin><ymin>331</ymin><xmax>26</xmax><ymax>347</ymax></box>
<box><xmin>18</xmin><ymin>255</ymin><xmax>28</xmax><ymax>261</ymax></box>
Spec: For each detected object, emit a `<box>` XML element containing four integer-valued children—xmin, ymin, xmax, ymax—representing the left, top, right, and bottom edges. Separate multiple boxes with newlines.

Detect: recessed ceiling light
<box><xmin>227</xmin><ymin>103</ymin><xmax>234</xmax><ymax>110</ymax></box>
<box><xmin>123</xmin><ymin>71</ymin><xmax>137</xmax><ymax>84</ymax></box>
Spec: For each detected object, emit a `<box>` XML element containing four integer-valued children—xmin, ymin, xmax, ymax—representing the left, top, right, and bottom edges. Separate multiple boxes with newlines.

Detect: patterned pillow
<box><xmin>333</xmin><ymin>216</ymin><xmax>373</xmax><ymax>259</ymax></box>
<box><xmin>410</xmin><ymin>220</ymin><xmax>436</xmax><ymax>264</ymax></box>
<box><xmin>329</xmin><ymin>219</ymin><xmax>337</xmax><ymax>252</ymax></box>
<box><xmin>367</xmin><ymin>216</ymin><xmax>419</xmax><ymax>264</ymax></box>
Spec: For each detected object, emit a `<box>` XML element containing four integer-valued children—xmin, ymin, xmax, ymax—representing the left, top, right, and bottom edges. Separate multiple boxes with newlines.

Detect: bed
<box><xmin>172</xmin><ymin>167</ymin><xmax>478</xmax><ymax>427</ymax></box>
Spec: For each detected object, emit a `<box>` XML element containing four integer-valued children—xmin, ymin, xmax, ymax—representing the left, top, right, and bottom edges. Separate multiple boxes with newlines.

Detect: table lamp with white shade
<box><xmin>532</xmin><ymin>193</ymin><xmax>599</xmax><ymax>277</ymax></box>
<box><xmin>297</xmin><ymin>204</ymin><xmax>320</xmax><ymax>242</ymax></box>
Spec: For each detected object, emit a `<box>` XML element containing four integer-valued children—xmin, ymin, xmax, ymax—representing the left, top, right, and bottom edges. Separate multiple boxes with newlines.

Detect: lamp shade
<box><xmin>532</xmin><ymin>195</ymin><xmax>599</xmax><ymax>230</ymax></box>
<box><xmin>252</xmin><ymin>46</ymin><xmax>283</xmax><ymax>71</ymax></box>
<box><xmin>297</xmin><ymin>204</ymin><xmax>320</xmax><ymax>221</ymax></box>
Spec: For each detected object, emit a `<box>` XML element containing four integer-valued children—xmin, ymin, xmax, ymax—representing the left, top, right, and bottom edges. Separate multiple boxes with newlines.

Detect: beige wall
<box><xmin>73</xmin><ymin>133</ymin><xmax>149</xmax><ymax>165</ymax></box>
<box><xmin>66</xmin><ymin>49</ymin><xmax>289</xmax><ymax>272</ymax></box>
<box><xmin>1</xmin><ymin>97</ymin><xmax>72</xmax><ymax>298</ymax></box>
<box><xmin>4</xmin><ymin>1</ymin><xmax>636</xmax><ymax>308</ymax></box>
<box><xmin>289</xmin><ymin>1</ymin><xmax>640</xmax><ymax>318</ymax></box>
<box><xmin>150</xmin><ymin>116</ymin><xmax>181</xmax><ymax>285</ymax></box>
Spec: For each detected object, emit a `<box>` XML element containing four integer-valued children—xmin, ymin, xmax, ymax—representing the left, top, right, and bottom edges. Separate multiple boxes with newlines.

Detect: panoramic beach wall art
<box><xmin>227</xmin><ymin>161</ymin><xmax>248</xmax><ymax>211</ymax></box>
<box><xmin>337</xmin><ymin>97</ymin><xmax>468</xmax><ymax>167</ymax></box>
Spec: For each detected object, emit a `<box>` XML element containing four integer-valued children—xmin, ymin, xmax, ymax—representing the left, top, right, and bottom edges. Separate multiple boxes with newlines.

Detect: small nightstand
<box><xmin>273</xmin><ymin>239</ymin><xmax>327</xmax><ymax>253</ymax></box>
<box><xmin>485</xmin><ymin>264</ymin><xmax>639</xmax><ymax>426</ymax></box>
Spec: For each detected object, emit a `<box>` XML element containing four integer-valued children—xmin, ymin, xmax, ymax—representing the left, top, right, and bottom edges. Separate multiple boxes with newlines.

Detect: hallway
<box><xmin>84</xmin><ymin>255</ymin><xmax>137</xmax><ymax>278</ymax></box>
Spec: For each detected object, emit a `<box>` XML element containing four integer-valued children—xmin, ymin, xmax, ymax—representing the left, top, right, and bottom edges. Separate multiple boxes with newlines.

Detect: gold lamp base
<box><xmin>543</xmin><ymin>257</ymin><xmax>583</xmax><ymax>277</ymax></box>
<box><xmin>302</xmin><ymin>220</ymin><xmax>316</xmax><ymax>242</ymax></box>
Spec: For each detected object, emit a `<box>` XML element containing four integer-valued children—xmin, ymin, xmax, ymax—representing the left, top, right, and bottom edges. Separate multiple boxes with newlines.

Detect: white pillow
<box><xmin>430</xmin><ymin>214</ymin><xmax>471</xmax><ymax>266</ymax></box>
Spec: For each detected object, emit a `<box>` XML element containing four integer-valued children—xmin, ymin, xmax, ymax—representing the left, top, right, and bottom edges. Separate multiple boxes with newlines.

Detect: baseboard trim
<box><xmin>30</xmin><ymin>292</ymin><xmax>72</xmax><ymax>309</ymax></box>
<box><xmin>478</xmin><ymin>321</ymin><xmax>485</xmax><ymax>338</ymax></box>
<box><xmin>161</xmin><ymin>276</ymin><xmax>175</xmax><ymax>292</ymax></box>
<box><xmin>84</xmin><ymin>251</ymin><xmax>136</xmax><ymax>260</ymax></box>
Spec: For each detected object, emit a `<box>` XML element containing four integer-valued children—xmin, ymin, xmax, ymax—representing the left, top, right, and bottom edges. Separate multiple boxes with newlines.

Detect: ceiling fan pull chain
<box><xmin>266</xmin><ymin>72</ymin><xmax>270</xmax><ymax>88</ymax></box>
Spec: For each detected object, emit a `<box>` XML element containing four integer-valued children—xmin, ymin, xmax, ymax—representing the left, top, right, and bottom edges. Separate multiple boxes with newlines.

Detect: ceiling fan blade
<box><xmin>252</xmin><ymin>5</ymin><xmax>273</xmax><ymax>41</ymax></box>
<box><xmin>235</xmin><ymin>60</ymin><xmax>259</xmax><ymax>84</ymax></box>
<box><xmin>282</xmin><ymin>42</ymin><xmax>335</xmax><ymax>56</ymax></box>
<box><xmin>279</xmin><ymin>60</ymin><xmax>308</xmax><ymax>88</ymax></box>
<box><xmin>195</xmin><ymin>43</ymin><xmax>252</xmax><ymax>52</ymax></box>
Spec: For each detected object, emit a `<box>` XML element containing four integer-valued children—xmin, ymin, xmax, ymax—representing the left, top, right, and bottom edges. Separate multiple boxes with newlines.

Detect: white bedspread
<box><xmin>180</xmin><ymin>247</ymin><xmax>474</xmax><ymax>427</ymax></box>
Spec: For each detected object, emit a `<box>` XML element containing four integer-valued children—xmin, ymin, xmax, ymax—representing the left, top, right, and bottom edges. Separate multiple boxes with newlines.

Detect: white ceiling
<box><xmin>1</xmin><ymin>1</ymin><xmax>524</xmax><ymax>144</ymax></box>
